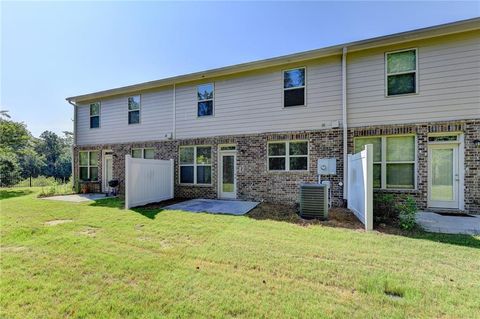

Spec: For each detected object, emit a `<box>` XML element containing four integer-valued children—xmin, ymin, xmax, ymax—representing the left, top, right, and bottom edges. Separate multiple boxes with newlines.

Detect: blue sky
<box><xmin>1</xmin><ymin>1</ymin><xmax>478</xmax><ymax>137</ymax></box>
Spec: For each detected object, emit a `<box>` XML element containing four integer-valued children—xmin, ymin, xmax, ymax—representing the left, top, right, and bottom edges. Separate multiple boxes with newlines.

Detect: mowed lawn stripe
<box><xmin>1</xmin><ymin>188</ymin><xmax>479</xmax><ymax>318</ymax></box>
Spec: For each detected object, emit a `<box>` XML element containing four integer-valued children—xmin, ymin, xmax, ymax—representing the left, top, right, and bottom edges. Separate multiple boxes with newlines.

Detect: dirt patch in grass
<box><xmin>44</xmin><ymin>219</ymin><xmax>73</xmax><ymax>226</ymax></box>
<box><xmin>247</xmin><ymin>203</ymin><xmax>364</xmax><ymax>229</ymax></box>
<box><xmin>77</xmin><ymin>227</ymin><xmax>99</xmax><ymax>237</ymax></box>
<box><xmin>2</xmin><ymin>246</ymin><xmax>28</xmax><ymax>252</ymax></box>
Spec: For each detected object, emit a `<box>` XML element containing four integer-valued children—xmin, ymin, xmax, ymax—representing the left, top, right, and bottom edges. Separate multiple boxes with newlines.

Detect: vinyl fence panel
<box><xmin>347</xmin><ymin>144</ymin><xmax>373</xmax><ymax>231</ymax></box>
<box><xmin>125</xmin><ymin>155</ymin><xmax>174</xmax><ymax>209</ymax></box>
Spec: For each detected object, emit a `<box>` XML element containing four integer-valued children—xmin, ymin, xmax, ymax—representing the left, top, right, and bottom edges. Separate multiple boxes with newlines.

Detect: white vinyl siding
<box><xmin>76</xmin><ymin>88</ymin><xmax>174</xmax><ymax>145</ymax></box>
<box><xmin>348</xmin><ymin>31</ymin><xmax>480</xmax><ymax>127</ymax></box>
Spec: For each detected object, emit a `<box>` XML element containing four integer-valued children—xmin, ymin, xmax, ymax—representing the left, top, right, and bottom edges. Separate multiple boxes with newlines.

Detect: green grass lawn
<box><xmin>1</xmin><ymin>188</ymin><xmax>479</xmax><ymax>318</ymax></box>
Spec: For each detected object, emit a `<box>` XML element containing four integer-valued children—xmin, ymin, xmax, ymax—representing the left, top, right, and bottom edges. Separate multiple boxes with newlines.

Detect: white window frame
<box><xmin>131</xmin><ymin>148</ymin><xmax>155</xmax><ymax>159</ymax></box>
<box><xmin>267</xmin><ymin>140</ymin><xmax>309</xmax><ymax>172</ymax></box>
<box><xmin>79</xmin><ymin>150</ymin><xmax>99</xmax><ymax>181</ymax></box>
<box><xmin>128</xmin><ymin>95</ymin><xmax>141</xmax><ymax>125</ymax></box>
<box><xmin>89</xmin><ymin>102</ymin><xmax>101</xmax><ymax>129</ymax></box>
<box><xmin>282</xmin><ymin>67</ymin><xmax>307</xmax><ymax>108</ymax></box>
<box><xmin>179</xmin><ymin>145</ymin><xmax>212</xmax><ymax>185</ymax></box>
<box><xmin>385</xmin><ymin>48</ymin><xmax>418</xmax><ymax>97</ymax></box>
<box><xmin>197</xmin><ymin>83</ymin><xmax>215</xmax><ymax>117</ymax></box>
<box><xmin>354</xmin><ymin>134</ymin><xmax>417</xmax><ymax>190</ymax></box>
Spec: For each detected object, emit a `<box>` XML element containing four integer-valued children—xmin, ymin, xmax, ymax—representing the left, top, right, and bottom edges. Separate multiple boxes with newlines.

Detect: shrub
<box><xmin>395</xmin><ymin>196</ymin><xmax>417</xmax><ymax>230</ymax></box>
<box><xmin>373</xmin><ymin>193</ymin><xmax>398</xmax><ymax>223</ymax></box>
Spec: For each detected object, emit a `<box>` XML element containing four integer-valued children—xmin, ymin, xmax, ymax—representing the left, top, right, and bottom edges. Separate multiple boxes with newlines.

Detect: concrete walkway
<box><xmin>165</xmin><ymin>199</ymin><xmax>259</xmax><ymax>216</ymax></box>
<box><xmin>42</xmin><ymin>193</ymin><xmax>113</xmax><ymax>203</ymax></box>
<box><xmin>416</xmin><ymin>211</ymin><xmax>480</xmax><ymax>235</ymax></box>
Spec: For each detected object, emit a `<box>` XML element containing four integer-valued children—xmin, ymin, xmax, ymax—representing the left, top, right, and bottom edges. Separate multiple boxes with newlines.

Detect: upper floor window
<box><xmin>179</xmin><ymin>146</ymin><xmax>212</xmax><ymax>184</ymax></box>
<box><xmin>283</xmin><ymin>68</ymin><xmax>306</xmax><ymax>107</ymax></box>
<box><xmin>79</xmin><ymin>151</ymin><xmax>99</xmax><ymax>181</ymax></box>
<box><xmin>386</xmin><ymin>49</ymin><xmax>417</xmax><ymax>96</ymax></box>
<box><xmin>268</xmin><ymin>141</ymin><xmax>308</xmax><ymax>171</ymax></box>
<box><xmin>128</xmin><ymin>95</ymin><xmax>141</xmax><ymax>124</ymax></box>
<box><xmin>354</xmin><ymin>135</ymin><xmax>416</xmax><ymax>189</ymax></box>
<box><xmin>131</xmin><ymin>148</ymin><xmax>154</xmax><ymax>159</ymax></box>
<box><xmin>89</xmin><ymin>102</ymin><xmax>100</xmax><ymax>128</ymax></box>
<box><xmin>197</xmin><ymin>84</ymin><xmax>214</xmax><ymax>117</ymax></box>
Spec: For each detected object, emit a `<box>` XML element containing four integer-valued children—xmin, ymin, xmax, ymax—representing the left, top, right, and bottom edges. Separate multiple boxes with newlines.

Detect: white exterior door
<box><xmin>219</xmin><ymin>151</ymin><xmax>236</xmax><ymax>199</ymax></box>
<box><xmin>103</xmin><ymin>154</ymin><xmax>113</xmax><ymax>192</ymax></box>
<box><xmin>428</xmin><ymin>144</ymin><xmax>459</xmax><ymax>209</ymax></box>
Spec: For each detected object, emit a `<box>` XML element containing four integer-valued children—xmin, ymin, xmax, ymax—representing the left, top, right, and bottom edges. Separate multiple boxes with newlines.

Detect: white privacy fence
<box><xmin>125</xmin><ymin>155</ymin><xmax>174</xmax><ymax>209</ymax></box>
<box><xmin>347</xmin><ymin>144</ymin><xmax>373</xmax><ymax>231</ymax></box>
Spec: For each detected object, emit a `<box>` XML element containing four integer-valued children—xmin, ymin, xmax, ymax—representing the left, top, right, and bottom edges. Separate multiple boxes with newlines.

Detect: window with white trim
<box><xmin>79</xmin><ymin>151</ymin><xmax>99</xmax><ymax>181</ymax></box>
<box><xmin>131</xmin><ymin>148</ymin><xmax>155</xmax><ymax>159</ymax></box>
<box><xmin>179</xmin><ymin>146</ymin><xmax>212</xmax><ymax>184</ymax></box>
<box><xmin>386</xmin><ymin>49</ymin><xmax>417</xmax><ymax>96</ymax></box>
<box><xmin>268</xmin><ymin>141</ymin><xmax>308</xmax><ymax>171</ymax></box>
<box><xmin>89</xmin><ymin>102</ymin><xmax>100</xmax><ymax>128</ymax></box>
<box><xmin>354</xmin><ymin>135</ymin><xmax>416</xmax><ymax>189</ymax></box>
<box><xmin>283</xmin><ymin>68</ymin><xmax>306</xmax><ymax>107</ymax></box>
<box><xmin>197</xmin><ymin>84</ymin><xmax>214</xmax><ymax>117</ymax></box>
<box><xmin>128</xmin><ymin>95</ymin><xmax>140</xmax><ymax>124</ymax></box>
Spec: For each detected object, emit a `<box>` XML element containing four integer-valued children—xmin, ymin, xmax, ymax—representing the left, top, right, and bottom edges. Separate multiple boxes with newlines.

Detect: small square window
<box><xmin>132</xmin><ymin>149</ymin><xmax>143</xmax><ymax>158</ymax></box>
<box><xmin>144</xmin><ymin>148</ymin><xmax>155</xmax><ymax>159</ymax></box>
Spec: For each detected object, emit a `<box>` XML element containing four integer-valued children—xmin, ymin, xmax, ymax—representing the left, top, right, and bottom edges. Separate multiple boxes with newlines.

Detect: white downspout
<box><xmin>342</xmin><ymin>47</ymin><xmax>348</xmax><ymax>201</ymax></box>
<box><xmin>172</xmin><ymin>83</ymin><xmax>176</xmax><ymax>139</ymax></box>
<box><xmin>67</xmin><ymin>100</ymin><xmax>77</xmax><ymax>187</ymax></box>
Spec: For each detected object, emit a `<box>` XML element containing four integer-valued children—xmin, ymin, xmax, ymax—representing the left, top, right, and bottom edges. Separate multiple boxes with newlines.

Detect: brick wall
<box><xmin>73</xmin><ymin>119</ymin><xmax>479</xmax><ymax>213</ymax></box>
<box><xmin>348</xmin><ymin>119</ymin><xmax>479</xmax><ymax>213</ymax></box>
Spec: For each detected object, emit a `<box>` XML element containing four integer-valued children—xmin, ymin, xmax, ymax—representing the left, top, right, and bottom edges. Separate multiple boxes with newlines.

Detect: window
<box><xmin>179</xmin><ymin>146</ymin><xmax>212</xmax><ymax>184</ymax></box>
<box><xmin>128</xmin><ymin>95</ymin><xmax>141</xmax><ymax>124</ymax></box>
<box><xmin>131</xmin><ymin>148</ymin><xmax>155</xmax><ymax>159</ymax></box>
<box><xmin>197</xmin><ymin>84</ymin><xmax>214</xmax><ymax>117</ymax></box>
<box><xmin>355</xmin><ymin>135</ymin><xmax>416</xmax><ymax>189</ymax></box>
<box><xmin>283</xmin><ymin>68</ymin><xmax>306</xmax><ymax>107</ymax></box>
<box><xmin>268</xmin><ymin>141</ymin><xmax>308</xmax><ymax>171</ymax></box>
<box><xmin>386</xmin><ymin>49</ymin><xmax>417</xmax><ymax>96</ymax></box>
<box><xmin>89</xmin><ymin>102</ymin><xmax>100</xmax><ymax>128</ymax></box>
<box><xmin>79</xmin><ymin>151</ymin><xmax>99</xmax><ymax>181</ymax></box>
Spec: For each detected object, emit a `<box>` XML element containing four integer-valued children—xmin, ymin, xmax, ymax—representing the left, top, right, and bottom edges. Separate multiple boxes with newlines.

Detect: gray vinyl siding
<box><xmin>76</xmin><ymin>89</ymin><xmax>173</xmax><ymax>145</ymax></box>
<box><xmin>347</xmin><ymin>31</ymin><xmax>480</xmax><ymax>127</ymax></box>
<box><xmin>75</xmin><ymin>30</ymin><xmax>479</xmax><ymax>145</ymax></box>
<box><xmin>174</xmin><ymin>56</ymin><xmax>342</xmax><ymax>139</ymax></box>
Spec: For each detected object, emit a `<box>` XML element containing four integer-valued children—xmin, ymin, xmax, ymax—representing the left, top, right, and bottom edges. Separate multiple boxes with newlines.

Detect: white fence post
<box><xmin>125</xmin><ymin>155</ymin><xmax>131</xmax><ymax>209</ymax></box>
<box><xmin>347</xmin><ymin>144</ymin><xmax>373</xmax><ymax>231</ymax></box>
<box><xmin>364</xmin><ymin>144</ymin><xmax>373</xmax><ymax>231</ymax></box>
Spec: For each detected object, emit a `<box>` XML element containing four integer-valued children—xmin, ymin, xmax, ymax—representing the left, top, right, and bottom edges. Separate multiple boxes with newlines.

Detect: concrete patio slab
<box><xmin>416</xmin><ymin>211</ymin><xmax>480</xmax><ymax>235</ymax></box>
<box><xmin>164</xmin><ymin>199</ymin><xmax>259</xmax><ymax>215</ymax></box>
<box><xmin>42</xmin><ymin>193</ymin><xmax>113</xmax><ymax>203</ymax></box>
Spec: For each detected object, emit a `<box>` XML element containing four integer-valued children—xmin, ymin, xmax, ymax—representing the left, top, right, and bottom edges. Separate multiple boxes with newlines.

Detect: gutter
<box><xmin>342</xmin><ymin>47</ymin><xmax>348</xmax><ymax>201</ymax></box>
<box><xmin>67</xmin><ymin>100</ymin><xmax>77</xmax><ymax>185</ymax></box>
<box><xmin>172</xmin><ymin>83</ymin><xmax>176</xmax><ymax>139</ymax></box>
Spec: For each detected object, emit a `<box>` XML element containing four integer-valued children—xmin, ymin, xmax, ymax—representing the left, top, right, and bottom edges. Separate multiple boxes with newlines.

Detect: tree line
<box><xmin>0</xmin><ymin>111</ymin><xmax>72</xmax><ymax>187</ymax></box>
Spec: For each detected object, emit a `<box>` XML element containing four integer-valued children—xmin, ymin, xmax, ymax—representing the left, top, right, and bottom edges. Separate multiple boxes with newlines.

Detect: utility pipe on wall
<box><xmin>172</xmin><ymin>83</ymin><xmax>176</xmax><ymax>139</ymax></box>
<box><xmin>67</xmin><ymin>100</ymin><xmax>77</xmax><ymax>185</ymax></box>
<box><xmin>342</xmin><ymin>47</ymin><xmax>348</xmax><ymax>201</ymax></box>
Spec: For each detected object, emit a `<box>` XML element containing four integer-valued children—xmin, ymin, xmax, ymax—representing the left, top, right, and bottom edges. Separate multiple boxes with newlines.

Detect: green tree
<box><xmin>0</xmin><ymin>150</ymin><xmax>21</xmax><ymax>187</ymax></box>
<box><xmin>0</xmin><ymin>118</ymin><xmax>30</xmax><ymax>153</ymax></box>
<box><xmin>19</xmin><ymin>148</ymin><xmax>46</xmax><ymax>186</ymax></box>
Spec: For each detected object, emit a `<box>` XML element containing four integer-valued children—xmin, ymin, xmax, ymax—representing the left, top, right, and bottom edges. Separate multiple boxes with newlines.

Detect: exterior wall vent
<box><xmin>299</xmin><ymin>183</ymin><xmax>329</xmax><ymax>220</ymax></box>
